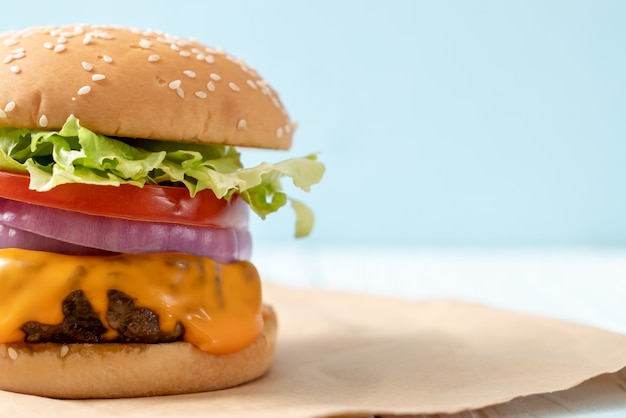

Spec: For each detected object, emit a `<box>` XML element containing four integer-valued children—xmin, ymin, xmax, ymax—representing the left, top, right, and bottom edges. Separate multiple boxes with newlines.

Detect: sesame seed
<box><xmin>12</xmin><ymin>51</ymin><xmax>25</xmax><ymax>59</ymax></box>
<box><xmin>5</xmin><ymin>101</ymin><xmax>16</xmax><ymax>112</ymax></box>
<box><xmin>176</xmin><ymin>87</ymin><xmax>185</xmax><ymax>99</ymax></box>
<box><xmin>78</xmin><ymin>86</ymin><xmax>91</xmax><ymax>95</ymax></box>
<box><xmin>195</xmin><ymin>53</ymin><xmax>205</xmax><ymax>61</ymax></box>
<box><xmin>169</xmin><ymin>79</ymin><xmax>181</xmax><ymax>89</ymax></box>
<box><xmin>276</xmin><ymin>127</ymin><xmax>284</xmax><ymax>138</ymax></box>
<box><xmin>10</xmin><ymin>66</ymin><xmax>20</xmax><ymax>74</ymax></box>
<box><xmin>102</xmin><ymin>55</ymin><xmax>113</xmax><ymax>63</ymax></box>
<box><xmin>50</xmin><ymin>28</ymin><xmax>62</xmax><ymax>37</ymax></box>
<box><xmin>205</xmin><ymin>55</ymin><xmax>215</xmax><ymax>64</ymax></box>
<box><xmin>92</xmin><ymin>74</ymin><xmax>106</xmax><ymax>81</ymax></box>
<box><xmin>81</xmin><ymin>61</ymin><xmax>93</xmax><ymax>71</ymax></box>
<box><xmin>39</xmin><ymin>114</ymin><xmax>48</xmax><ymax>127</ymax></box>
<box><xmin>139</xmin><ymin>39</ymin><xmax>152</xmax><ymax>48</ymax></box>
<box><xmin>43</xmin><ymin>42</ymin><xmax>54</xmax><ymax>49</ymax></box>
<box><xmin>54</xmin><ymin>44</ymin><xmax>66</xmax><ymax>53</ymax></box>
<box><xmin>183</xmin><ymin>70</ymin><xmax>196</xmax><ymax>78</ymax></box>
<box><xmin>3</xmin><ymin>38</ymin><xmax>18</xmax><ymax>47</ymax></box>
<box><xmin>246</xmin><ymin>80</ymin><xmax>257</xmax><ymax>89</ymax></box>
<box><xmin>194</xmin><ymin>91</ymin><xmax>207</xmax><ymax>99</ymax></box>
<box><xmin>179</xmin><ymin>50</ymin><xmax>191</xmax><ymax>57</ymax></box>
<box><xmin>57</xmin><ymin>36</ymin><xmax>67</xmax><ymax>44</ymax></box>
<box><xmin>0</xmin><ymin>110</ymin><xmax>6</xmax><ymax>119</ymax></box>
<box><xmin>7</xmin><ymin>347</ymin><xmax>17</xmax><ymax>361</ymax></box>
<box><xmin>237</xmin><ymin>119</ymin><xmax>247</xmax><ymax>130</ymax></box>
<box><xmin>228</xmin><ymin>82</ymin><xmax>240</xmax><ymax>92</ymax></box>
<box><xmin>82</xmin><ymin>36</ymin><xmax>92</xmax><ymax>45</ymax></box>
<box><xmin>3</xmin><ymin>55</ymin><xmax>12</xmax><ymax>64</ymax></box>
<box><xmin>148</xmin><ymin>54</ymin><xmax>160</xmax><ymax>62</ymax></box>
<box><xmin>170</xmin><ymin>44</ymin><xmax>180</xmax><ymax>51</ymax></box>
<box><xmin>206</xmin><ymin>81</ymin><xmax>215</xmax><ymax>92</ymax></box>
<box><xmin>285</xmin><ymin>124</ymin><xmax>292</xmax><ymax>134</ymax></box>
<box><xmin>272</xmin><ymin>97</ymin><xmax>281</xmax><ymax>108</ymax></box>
<box><xmin>92</xmin><ymin>30</ymin><xmax>114</xmax><ymax>40</ymax></box>
<box><xmin>209</xmin><ymin>73</ymin><xmax>221</xmax><ymax>81</ymax></box>
<box><xmin>60</xmin><ymin>345</ymin><xmax>69</xmax><ymax>357</ymax></box>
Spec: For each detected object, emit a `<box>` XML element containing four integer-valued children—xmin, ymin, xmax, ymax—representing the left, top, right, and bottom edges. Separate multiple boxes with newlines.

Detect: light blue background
<box><xmin>2</xmin><ymin>1</ymin><xmax>625</xmax><ymax>248</ymax></box>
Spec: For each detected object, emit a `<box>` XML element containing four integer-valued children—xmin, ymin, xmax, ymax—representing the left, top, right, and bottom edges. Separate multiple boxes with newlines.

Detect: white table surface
<box><xmin>251</xmin><ymin>246</ymin><xmax>626</xmax><ymax>417</ymax></box>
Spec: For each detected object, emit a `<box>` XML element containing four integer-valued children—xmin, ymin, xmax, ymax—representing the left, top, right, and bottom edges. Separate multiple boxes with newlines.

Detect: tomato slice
<box><xmin>0</xmin><ymin>171</ymin><xmax>248</xmax><ymax>229</ymax></box>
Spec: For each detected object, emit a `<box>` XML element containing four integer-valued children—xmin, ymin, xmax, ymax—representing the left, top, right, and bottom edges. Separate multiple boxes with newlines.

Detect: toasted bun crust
<box><xmin>0</xmin><ymin>25</ymin><xmax>293</xmax><ymax>149</ymax></box>
<box><xmin>0</xmin><ymin>306</ymin><xmax>277</xmax><ymax>399</ymax></box>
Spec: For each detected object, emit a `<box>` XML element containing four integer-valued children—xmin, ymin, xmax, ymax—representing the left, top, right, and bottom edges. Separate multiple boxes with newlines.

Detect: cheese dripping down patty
<box><xmin>0</xmin><ymin>248</ymin><xmax>264</xmax><ymax>355</ymax></box>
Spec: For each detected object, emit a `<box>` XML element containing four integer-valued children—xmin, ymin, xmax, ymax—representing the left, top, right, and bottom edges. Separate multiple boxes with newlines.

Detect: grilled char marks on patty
<box><xmin>107</xmin><ymin>290</ymin><xmax>184</xmax><ymax>343</ymax></box>
<box><xmin>21</xmin><ymin>290</ymin><xmax>185</xmax><ymax>344</ymax></box>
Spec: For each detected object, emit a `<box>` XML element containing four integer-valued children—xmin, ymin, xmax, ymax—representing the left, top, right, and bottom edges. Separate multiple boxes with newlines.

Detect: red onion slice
<box><xmin>0</xmin><ymin>197</ymin><xmax>251</xmax><ymax>263</ymax></box>
<box><xmin>0</xmin><ymin>225</ymin><xmax>114</xmax><ymax>256</ymax></box>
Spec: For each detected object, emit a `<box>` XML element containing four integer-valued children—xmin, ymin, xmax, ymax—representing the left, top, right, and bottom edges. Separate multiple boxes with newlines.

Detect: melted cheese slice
<box><xmin>0</xmin><ymin>248</ymin><xmax>263</xmax><ymax>354</ymax></box>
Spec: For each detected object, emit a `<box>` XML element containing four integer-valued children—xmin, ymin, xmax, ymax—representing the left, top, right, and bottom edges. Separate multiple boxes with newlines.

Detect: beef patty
<box><xmin>21</xmin><ymin>290</ymin><xmax>185</xmax><ymax>344</ymax></box>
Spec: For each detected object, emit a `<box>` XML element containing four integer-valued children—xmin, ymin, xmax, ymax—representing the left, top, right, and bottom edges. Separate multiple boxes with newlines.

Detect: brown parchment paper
<box><xmin>3</xmin><ymin>282</ymin><xmax>626</xmax><ymax>418</ymax></box>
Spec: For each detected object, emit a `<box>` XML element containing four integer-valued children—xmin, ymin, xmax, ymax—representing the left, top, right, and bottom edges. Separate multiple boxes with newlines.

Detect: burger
<box><xmin>0</xmin><ymin>24</ymin><xmax>323</xmax><ymax>398</ymax></box>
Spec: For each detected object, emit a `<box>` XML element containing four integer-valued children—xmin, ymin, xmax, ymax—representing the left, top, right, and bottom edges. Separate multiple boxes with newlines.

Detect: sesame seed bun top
<box><xmin>0</xmin><ymin>24</ymin><xmax>294</xmax><ymax>150</ymax></box>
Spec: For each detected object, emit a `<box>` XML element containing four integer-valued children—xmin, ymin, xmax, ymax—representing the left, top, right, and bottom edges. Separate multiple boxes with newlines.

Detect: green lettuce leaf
<box><xmin>0</xmin><ymin>116</ymin><xmax>324</xmax><ymax>237</ymax></box>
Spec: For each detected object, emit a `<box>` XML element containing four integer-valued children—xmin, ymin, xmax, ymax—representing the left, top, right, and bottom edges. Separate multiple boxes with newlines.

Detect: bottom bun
<box><xmin>0</xmin><ymin>305</ymin><xmax>277</xmax><ymax>399</ymax></box>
